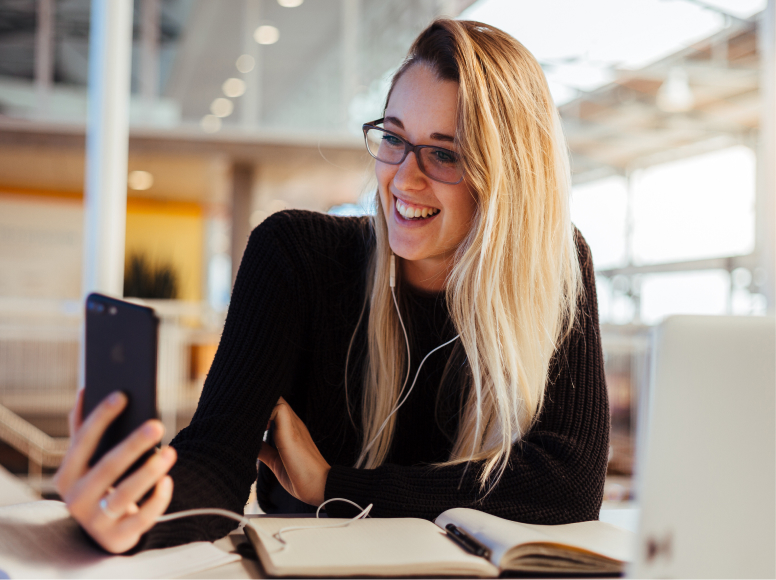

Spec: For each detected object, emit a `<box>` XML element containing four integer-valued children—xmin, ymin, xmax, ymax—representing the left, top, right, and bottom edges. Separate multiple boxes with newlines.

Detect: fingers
<box><xmin>54</xmin><ymin>391</ymin><xmax>176</xmax><ymax>555</ymax></box>
<box><xmin>89</xmin><ymin>476</ymin><xmax>173</xmax><ymax>554</ymax></box>
<box><xmin>272</xmin><ymin>403</ymin><xmax>308</xmax><ymax>450</ymax></box>
<box><xmin>268</xmin><ymin>396</ymin><xmax>287</xmax><ymax>424</ymax></box>
<box><xmin>270</xmin><ymin>398</ymin><xmax>300</xmax><ymax>437</ymax></box>
<box><xmin>55</xmin><ymin>392</ymin><xmax>127</xmax><ymax>495</ymax></box>
<box><xmin>266</xmin><ymin>397</ymin><xmax>294</xmax><ymax>432</ymax></box>
<box><xmin>66</xmin><ymin>446</ymin><xmax>174</xmax><ymax>554</ymax></box>
<box><xmin>260</xmin><ymin>398</ymin><xmax>329</xmax><ymax>506</ymax></box>
<box><xmin>106</xmin><ymin>446</ymin><xmax>176</xmax><ymax>515</ymax></box>
<box><xmin>77</xmin><ymin>420</ymin><xmax>165</xmax><ymax>505</ymax></box>
<box><xmin>117</xmin><ymin>476</ymin><xmax>174</xmax><ymax>542</ymax></box>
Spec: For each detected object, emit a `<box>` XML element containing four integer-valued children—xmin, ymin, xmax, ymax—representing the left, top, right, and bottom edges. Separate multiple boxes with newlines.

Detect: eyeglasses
<box><xmin>362</xmin><ymin>118</ymin><xmax>464</xmax><ymax>185</ymax></box>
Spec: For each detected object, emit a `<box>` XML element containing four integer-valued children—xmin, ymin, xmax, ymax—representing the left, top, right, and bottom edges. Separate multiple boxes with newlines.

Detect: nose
<box><xmin>392</xmin><ymin>150</ymin><xmax>428</xmax><ymax>190</ymax></box>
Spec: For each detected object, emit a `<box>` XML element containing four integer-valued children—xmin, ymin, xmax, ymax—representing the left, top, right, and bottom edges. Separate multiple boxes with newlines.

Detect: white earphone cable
<box><xmin>155</xmin><ymin>498</ymin><xmax>372</xmax><ymax>551</ymax></box>
<box><xmin>154</xmin><ymin>255</ymin><xmax>455</xmax><ymax>548</ymax></box>
<box><xmin>362</xmin><ymin>256</ymin><xmax>459</xmax><ymax>457</ymax></box>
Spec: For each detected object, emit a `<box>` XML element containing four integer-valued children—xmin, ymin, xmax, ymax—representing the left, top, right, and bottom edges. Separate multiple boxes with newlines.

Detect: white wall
<box><xmin>0</xmin><ymin>194</ymin><xmax>83</xmax><ymax>299</ymax></box>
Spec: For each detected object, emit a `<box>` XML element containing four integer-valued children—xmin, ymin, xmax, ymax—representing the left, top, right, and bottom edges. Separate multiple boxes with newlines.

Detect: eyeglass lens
<box><xmin>365</xmin><ymin>128</ymin><xmax>462</xmax><ymax>184</ymax></box>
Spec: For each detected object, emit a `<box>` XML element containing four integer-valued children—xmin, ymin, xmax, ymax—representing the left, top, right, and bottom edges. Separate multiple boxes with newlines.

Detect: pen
<box><xmin>445</xmin><ymin>523</ymin><xmax>492</xmax><ymax>560</ymax></box>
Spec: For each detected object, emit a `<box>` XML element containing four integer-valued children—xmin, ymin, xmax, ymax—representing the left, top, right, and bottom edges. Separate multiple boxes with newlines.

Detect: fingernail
<box><xmin>161</xmin><ymin>447</ymin><xmax>175</xmax><ymax>461</ymax></box>
<box><xmin>143</xmin><ymin>422</ymin><xmax>159</xmax><ymax>438</ymax></box>
<box><xmin>108</xmin><ymin>392</ymin><xmax>123</xmax><ymax>405</ymax></box>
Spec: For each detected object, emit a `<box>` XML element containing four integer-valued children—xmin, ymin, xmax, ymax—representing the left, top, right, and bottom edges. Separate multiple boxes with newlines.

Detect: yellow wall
<box><xmin>0</xmin><ymin>188</ymin><xmax>204</xmax><ymax>302</ymax></box>
<box><xmin>125</xmin><ymin>198</ymin><xmax>204</xmax><ymax>302</ymax></box>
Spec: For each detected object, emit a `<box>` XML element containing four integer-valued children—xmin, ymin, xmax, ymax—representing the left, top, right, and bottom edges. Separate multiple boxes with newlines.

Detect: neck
<box><xmin>401</xmin><ymin>254</ymin><xmax>452</xmax><ymax>293</ymax></box>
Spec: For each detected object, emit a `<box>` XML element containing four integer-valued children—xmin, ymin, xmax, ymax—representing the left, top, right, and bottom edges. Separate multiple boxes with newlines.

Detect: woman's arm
<box><xmin>322</xmin><ymin>233</ymin><xmax>609</xmax><ymax>523</ymax></box>
<box><xmin>139</xmin><ymin>215</ymin><xmax>309</xmax><ymax>549</ymax></box>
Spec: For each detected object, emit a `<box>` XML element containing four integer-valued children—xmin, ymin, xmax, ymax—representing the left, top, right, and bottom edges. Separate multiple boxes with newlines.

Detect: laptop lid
<box><xmin>630</xmin><ymin>315</ymin><xmax>775</xmax><ymax>579</ymax></box>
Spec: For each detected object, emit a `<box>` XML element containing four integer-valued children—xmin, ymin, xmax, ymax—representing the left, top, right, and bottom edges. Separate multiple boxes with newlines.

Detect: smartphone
<box><xmin>82</xmin><ymin>293</ymin><xmax>159</xmax><ymax>480</ymax></box>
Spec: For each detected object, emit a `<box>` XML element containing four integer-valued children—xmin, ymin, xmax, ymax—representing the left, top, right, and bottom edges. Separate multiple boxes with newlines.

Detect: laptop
<box><xmin>629</xmin><ymin>315</ymin><xmax>775</xmax><ymax>578</ymax></box>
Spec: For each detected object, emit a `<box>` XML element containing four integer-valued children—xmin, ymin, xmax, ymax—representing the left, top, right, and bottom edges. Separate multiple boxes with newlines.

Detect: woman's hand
<box><xmin>258</xmin><ymin>397</ymin><xmax>331</xmax><ymax>507</ymax></box>
<box><xmin>53</xmin><ymin>389</ymin><xmax>177</xmax><ymax>554</ymax></box>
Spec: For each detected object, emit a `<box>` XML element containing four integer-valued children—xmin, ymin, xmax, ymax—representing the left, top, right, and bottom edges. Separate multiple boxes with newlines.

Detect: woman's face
<box><xmin>377</xmin><ymin>64</ymin><xmax>476</xmax><ymax>289</ymax></box>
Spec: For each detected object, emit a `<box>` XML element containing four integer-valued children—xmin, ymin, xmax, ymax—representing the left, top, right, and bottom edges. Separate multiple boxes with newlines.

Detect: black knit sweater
<box><xmin>140</xmin><ymin>209</ymin><xmax>609</xmax><ymax>549</ymax></box>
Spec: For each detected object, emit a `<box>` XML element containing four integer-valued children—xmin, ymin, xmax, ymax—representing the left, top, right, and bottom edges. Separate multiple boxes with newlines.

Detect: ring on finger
<box><xmin>99</xmin><ymin>496</ymin><xmax>124</xmax><ymax>520</ymax></box>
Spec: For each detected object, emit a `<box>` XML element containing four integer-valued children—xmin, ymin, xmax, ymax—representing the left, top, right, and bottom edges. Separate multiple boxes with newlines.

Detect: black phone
<box><xmin>83</xmin><ymin>293</ymin><xmax>159</xmax><ymax>480</ymax></box>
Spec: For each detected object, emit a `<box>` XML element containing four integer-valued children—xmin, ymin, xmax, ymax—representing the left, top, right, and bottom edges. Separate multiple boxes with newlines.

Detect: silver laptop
<box><xmin>630</xmin><ymin>315</ymin><xmax>775</xmax><ymax>579</ymax></box>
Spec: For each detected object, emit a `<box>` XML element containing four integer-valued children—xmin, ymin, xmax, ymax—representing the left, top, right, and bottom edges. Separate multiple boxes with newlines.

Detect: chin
<box><xmin>388</xmin><ymin>238</ymin><xmax>427</xmax><ymax>262</ymax></box>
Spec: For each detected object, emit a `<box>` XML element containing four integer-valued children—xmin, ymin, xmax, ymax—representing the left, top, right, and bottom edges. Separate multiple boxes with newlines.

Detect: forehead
<box><xmin>385</xmin><ymin>64</ymin><xmax>459</xmax><ymax>137</ymax></box>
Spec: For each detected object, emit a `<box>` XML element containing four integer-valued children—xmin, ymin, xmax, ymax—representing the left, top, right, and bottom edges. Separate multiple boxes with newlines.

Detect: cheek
<box><xmin>376</xmin><ymin>163</ymin><xmax>397</xmax><ymax>216</ymax></box>
<box><xmin>375</xmin><ymin>162</ymin><xmax>395</xmax><ymax>194</ymax></box>
<box><xmin>442</xmin><ymin>187</ymin><xmax>477</xmax><ymax>234</ymax></box>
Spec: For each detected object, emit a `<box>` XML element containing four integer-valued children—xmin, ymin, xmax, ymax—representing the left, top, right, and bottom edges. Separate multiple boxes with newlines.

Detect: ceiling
<box><xmin>559</xmin><ymin>21</ymin><xmax>760</xmax><ymax>184</ymax></box>
<box><xmin>0</xmin><ymin>0</ymin><xmax>475</xmax><ymax>134</ymax></box>
<box><xmin>463</xmin><ymin>0</ymin><xmax>765</xmax><ymax>105</ymax></box>
<box><xmin>0</xmin><ymin>0</ymin><xmax>764</xmax><ymax>187</ymax></box>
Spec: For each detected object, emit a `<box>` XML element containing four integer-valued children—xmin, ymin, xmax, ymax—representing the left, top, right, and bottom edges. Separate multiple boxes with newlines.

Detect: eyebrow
<box><xmin>384</xmin><ymin>116</ymin><xmax>455</xmax><ymax>144</ymax></box>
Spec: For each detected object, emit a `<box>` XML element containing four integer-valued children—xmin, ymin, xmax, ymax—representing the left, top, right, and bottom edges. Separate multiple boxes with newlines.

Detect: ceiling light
<box><xmin>656</xmin><ymin>67</ymin><xmax>694</xmax><ymax>113</ymax></box>
<box><xmin>210</xmin><ymin>98</ymin><xmax>234</xmax><ymax>118</ymax></box>
<box><xmin>127</xmin><ymin>170</ymin><xmax>153</xmax><ymax>191</ymax></box>
<box><xmin>223</xmin><ymin>78</ymin><xmax>246</xmax><ymax>98</ymax></box>
<box><xmin>254</xmin><ymin>25</ymin><xmax>280</xmax><ymax>45</ymax></box>
<box><xmin>235</xmin><ymin>54</ymin><xmax>255</xmax><ymax>73</ymax></box>
<box><xmin>201</xmin><ymin>114</ymin><xmax>222</xmax><ymax>133</ymax></box>
<box><xmin>278</xmin><ymin>0</ymin><xmax>303</xmax><ymax>6</ymax></box>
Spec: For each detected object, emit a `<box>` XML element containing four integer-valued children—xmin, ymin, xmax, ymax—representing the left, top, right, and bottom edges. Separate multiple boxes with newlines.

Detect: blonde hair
<box><xmin>349</xmin><ymin>19</ymin><xmax>581</xmax><ymax>491</ymax></box>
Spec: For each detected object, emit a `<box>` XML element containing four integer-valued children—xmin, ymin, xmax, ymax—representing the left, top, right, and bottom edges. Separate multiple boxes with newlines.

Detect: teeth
<box><xmin>395</xmin><ymin>198</ymin><xmax>439</xmax><ymax>220</ymax></box>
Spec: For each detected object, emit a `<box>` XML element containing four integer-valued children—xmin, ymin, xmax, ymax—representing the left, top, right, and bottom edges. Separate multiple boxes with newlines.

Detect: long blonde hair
<box><xmin>350</xmin><ymin>19</ymin><xmax>581</xmax><ymax>490</ymax></box>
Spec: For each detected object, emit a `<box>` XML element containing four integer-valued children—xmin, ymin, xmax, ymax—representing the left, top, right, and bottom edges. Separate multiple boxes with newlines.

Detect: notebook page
<box><xmin>0</xmin><ymin>500</ymin><xmax>240</xmax><ymax>579</ymax></box>
<box><xmin>435</xmin><ymin>509</ymin><xmax>516</xmax><ymax>566</ymax></box>
<box><xmin>247</xmin><ymin>516</ymin><xmax>499</xmax><ymax>578</ymax></box>
<box><xmin>436</xmin><ymin>508</ymin><xmax>634</xmax><ymax>567</ymax></box>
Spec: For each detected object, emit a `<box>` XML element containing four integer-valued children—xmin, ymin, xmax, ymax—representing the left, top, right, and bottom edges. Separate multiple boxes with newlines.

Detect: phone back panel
<box><xmin>83</xmin><ymin>293</ymin><xmax>158</xmax><ymax>467</ymax></box>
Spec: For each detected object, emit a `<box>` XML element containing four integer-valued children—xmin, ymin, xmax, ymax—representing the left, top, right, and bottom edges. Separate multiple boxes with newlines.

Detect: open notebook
<box><xmin>245</xmin><ymin>507</ymin><xmax>634</xmax><ymax>577</ymax></box>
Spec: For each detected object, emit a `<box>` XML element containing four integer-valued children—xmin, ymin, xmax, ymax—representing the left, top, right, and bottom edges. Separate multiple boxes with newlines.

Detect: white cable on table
<box><xmin>155</xmin><ymin>498</ymin><xmax>372</xmax><ymax>550</ymax></box>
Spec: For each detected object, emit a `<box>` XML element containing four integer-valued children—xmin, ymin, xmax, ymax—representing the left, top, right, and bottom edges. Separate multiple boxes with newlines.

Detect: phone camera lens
<box><xmin>95</xmin><ymin>303</ymin><xmax>105</xmax><ymax>314</ymax></box>
<box><xmin>108</xmin><ymin>306</ymin><xmax>117</xmax><ymax>316</ymax></box>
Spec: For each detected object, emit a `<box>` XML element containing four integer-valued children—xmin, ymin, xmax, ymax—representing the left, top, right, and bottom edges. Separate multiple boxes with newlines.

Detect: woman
<box><xmin>54</xmin><ymin>19</ymin><xmax>609</xmax><ymax>554</ymax></box>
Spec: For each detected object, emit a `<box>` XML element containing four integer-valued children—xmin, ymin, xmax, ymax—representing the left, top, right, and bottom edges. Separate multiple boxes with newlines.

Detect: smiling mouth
<box><xmin>395</xmin><ymin>197</ymin><xmax>440</xmax><ymax>220</ymax></box>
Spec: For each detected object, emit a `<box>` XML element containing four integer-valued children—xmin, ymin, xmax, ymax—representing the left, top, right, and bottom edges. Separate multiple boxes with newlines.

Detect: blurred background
<box><xmin>0</xmin><ymin>0</ymin><xmax>772</xmax><ymax>509</ymax></box>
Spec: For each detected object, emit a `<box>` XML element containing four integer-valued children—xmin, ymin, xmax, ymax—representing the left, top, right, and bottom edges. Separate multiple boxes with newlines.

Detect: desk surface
<box><xmin>0</xmin><ymin>467</ymin><xmax>637</xmax><ymax>580</ymax></box>
<box><xmin>182</xmin><ymin>533</ymin><xmax>265</xmax><ymax>579</ymax></box>
<box><xmin>182</xmin><ymin>508</ymin><xmax>640</xmax><ymax>580</ymax></box>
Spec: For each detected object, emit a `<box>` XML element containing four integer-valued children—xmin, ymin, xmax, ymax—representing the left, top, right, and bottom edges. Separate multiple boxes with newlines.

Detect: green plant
<box><xmin>123</xmin><ymin>253</ymin><xmax>179</xmax><ymax>299</ymax></box>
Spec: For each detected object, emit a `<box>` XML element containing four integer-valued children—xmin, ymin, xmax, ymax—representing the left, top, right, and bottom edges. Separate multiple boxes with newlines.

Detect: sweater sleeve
<box><xmin>138</xmin><ymin>213</ymin><xmax>308</xmax><ymax>549</ymax></box>
<box><xmin>324</xmin><ymin>232</ymin><xmax>609</xmax><ymax>524</ymax></box>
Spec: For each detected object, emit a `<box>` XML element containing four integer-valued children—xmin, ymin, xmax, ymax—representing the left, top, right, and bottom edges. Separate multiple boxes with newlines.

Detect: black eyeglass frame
<box><xmin>362</xmin><ymin>118</ymin><xmax>465</xmax><ymax>185</ymax></box>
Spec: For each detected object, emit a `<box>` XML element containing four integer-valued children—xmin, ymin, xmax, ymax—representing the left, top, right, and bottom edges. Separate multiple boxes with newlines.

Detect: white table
<box><xmin>0</xmin><ymin>468</ymin><xmax>638</xmax><ymax>580</ymax></box>
<box><xmin>185</xmin><ymin>507</ymin><xmax>641</xmax><ymax>579</ymax></box>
